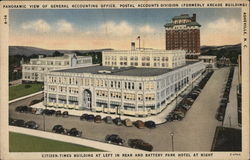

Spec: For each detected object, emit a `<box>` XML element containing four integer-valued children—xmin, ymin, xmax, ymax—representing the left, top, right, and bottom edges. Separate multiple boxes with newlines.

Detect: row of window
<box><xmin>104</xmin><ymin>56</ymin><xmax>170</xmax><ymax>62</ymax></box>
<box><xmin>30</xmin><ymin>60</ymin><xmax>70</xmax><ymax>66</ymax></box>
<box><xmin>48</xmin><ymin>86</ymin><xmax>79</xmax><ymax>94</ymax></box>
<box><xmin>95</xmin><ymin>90</ymin><xmax>155</xmax><ymax>101</ymax></box>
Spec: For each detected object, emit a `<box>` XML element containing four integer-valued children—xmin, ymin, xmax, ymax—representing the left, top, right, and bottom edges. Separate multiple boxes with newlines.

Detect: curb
<box><xmin>9</xmin><ymin>91</ymin><xmax>44</xmax><ymax>104</ymax></box>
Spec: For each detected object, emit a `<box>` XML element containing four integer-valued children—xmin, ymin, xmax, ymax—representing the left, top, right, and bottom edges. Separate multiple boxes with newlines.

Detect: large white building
<box><xmin>22</xmin><ymin>53</ymin><xmax>92</xmax><ymax>82</ymax></box>
<box><xmin>43</xmin><ymin>49</ymin><xmax>205</xmax><ymax>117</ymax></box>
<box><xmin>102</xmin><ymin>48</ymin><xmax>186</xmax><ymax>69</ymax></box>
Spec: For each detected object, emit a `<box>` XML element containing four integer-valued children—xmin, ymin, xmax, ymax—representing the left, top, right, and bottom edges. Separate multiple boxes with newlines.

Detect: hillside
<box><xmin>9</xmin><ymin>46</ymin><xmax>112</xmax><ymax>56</ymax></box>
<box><xmin>200</xmin><ymin>43</ymin><xmax>241</xmax><ymax>64</ymax></box>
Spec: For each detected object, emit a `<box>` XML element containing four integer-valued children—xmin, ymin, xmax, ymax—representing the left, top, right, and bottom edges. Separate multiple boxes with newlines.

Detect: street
<box><xmin>9</xmin><ymin>67</ymin><xmax>229</xmax><ymax>151</ymax></box>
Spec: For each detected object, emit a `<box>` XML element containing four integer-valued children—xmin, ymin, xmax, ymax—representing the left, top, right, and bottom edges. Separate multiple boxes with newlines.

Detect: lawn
<box><xmin>9</xmin><ymin>132</ymin><xmax>103</xmax><ymax>152</ymax></box>
<box><xmin>9</xmin><ymin>83</ymin><xmax>43</xmax><ymax>100</ymax></box>
<box><xmin>211</xmin><ymin>126</ymin><xmax>241</xmax><ymax>151</ymax></box>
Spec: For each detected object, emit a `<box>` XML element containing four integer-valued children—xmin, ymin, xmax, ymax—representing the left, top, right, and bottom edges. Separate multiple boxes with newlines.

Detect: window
<box><xmin>139</xmin><ymin>83</ymin><xmax>142</xmax><ymax>90</ymax></box>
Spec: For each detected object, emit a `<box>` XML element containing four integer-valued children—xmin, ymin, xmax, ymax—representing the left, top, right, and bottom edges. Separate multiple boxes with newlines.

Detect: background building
<box><xmin>22</xmin><ymin>53</ymin><xmax>92</xmax><ymax>82</ymax></box>
<box><xmin>103</xmin><ymin>45</ymin><xmax>186</xmax><ymax>69</ymax></box>
<box><xmin>198</xmin><ymin>55</ymin><xmax>217</xmax><ymax>69</ymax></box>
<box><xmin>165</xmin><ymin>14</ymin><xmax>201</xmax><ymax>59</ymax></box>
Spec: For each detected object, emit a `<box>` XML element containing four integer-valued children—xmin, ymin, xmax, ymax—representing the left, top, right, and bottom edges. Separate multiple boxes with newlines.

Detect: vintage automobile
<box><xmin>105</xmin><ymin>134</ymin><xmax>124</xmax><ymax>145</ymax></box>
<box><xmin>128</xmin><ymin>139</ymin><xmax>153</xmax><ymax>151</ymax></box>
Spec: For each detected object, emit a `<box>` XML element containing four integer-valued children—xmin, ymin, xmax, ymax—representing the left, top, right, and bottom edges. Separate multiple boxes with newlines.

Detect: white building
<box><xmin>102</xmin><ymin>49</ymin><xmax>186</xmax><ymax>69</ymax></box>
<box><xmin>43</xmin><ymin>49</ymin><xmax>205</xmax><ymax>117</ymax></box>
<box><xmin>198</xmin><ymin>55</ymin><xmax>217</xmax><ymax>69</ymax></box>
<box><xmin>22</xmin><ymin>53</ymin><xmax>92</xmax><ymax>82</ymax></box>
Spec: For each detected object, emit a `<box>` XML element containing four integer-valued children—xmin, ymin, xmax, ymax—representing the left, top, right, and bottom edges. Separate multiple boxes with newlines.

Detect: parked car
<box><xmin>67</xmin><ymin>128</ymin><xmax>82</xmax><ymax>137</ymax></box>
<box><xmin>9</xmin><ymin>118</ymin><xmax>16</xmax><ymax>126</ymax></box>
<box><xmin>94</xmin><ymin>115</ymin><xmax>102</xmax><ymax>123</ymax></box>
<box><xmin>29</xmin><ymin>99</ymin><xmax>41</xmax><ymax>106</ymax></box>
<box><xmin>52</xmin><ymin>125</ymin><xmax>67</xmax><ymax>134</ymax></box>
<box><xmin>144</xmin><ymin>121</ymin><xmax>156</xmax><ymax>129</ymax></box>
<box><xmin>124</xmin><ymin>118</ymin><xmax>133</xmax><ymax>127</ymax></box>
<box><xmin>42</xmin><ymin>109</ymin><xmax>49</xmax><ymax>115</ymax></box>
<box><xmin>43</xmin><ymin>109</ymin><xmax>55</xmax><ymax>116</ymax></box>
<box><xmin>186</xmin><ymin>98</ymin><xmax>194</xmax><ymax>104</ymax></box>
<box><xmin>15</xmin><ymin>106</ymin><xmax>29</xmax><ymax>113</ymax></box>
<box><xmin>215</xmin><ymin>112</ymin><xmax>224</xmax><ymax>121</ymax></box>
<box><xmin>62</xmin><ymin>111</ymin><xmax>69</xmax><ymax>118</ymax></box>
<box><xmin>114</xmin><ymin>118</ymin><xmax>122</xmax><ymax>126</ymax></box>
<box><xmin>134</xmin><ymin>120</ymin><xmax>145</xmax><ymax>129</ymax></box>
<box><xmin>55</xmin><ymin>110</ymin><xmax>62</xmax><ymax>116</ymax></box>
<box><xmin>180</xmin><ymin>104</ymin><xmax>191</xmax><ymax>111</ymax></box>
<box><xmin>15</xmin><ymin>106</ymin><xmax>23</xmax><ymax>112</ymax></box>
<box><xmin>105</xmin><ymin>116</ymin><xmax>113</xmax><ymax>124</ymax></box>
<box><xmin>24</xmin><ymin>121</ymin><xmax>39</xmax><ymax>129</ymax></box>
<box><xmin>49</xmin><ymin>109</ymin><xmax>56</xmax><ymax>115</ymax></box>
<box><xmin>166</xmin><ymin>111</ymin><xmax>184</xmax><ymax>122</ymax></box>
<box><xmin>31</xmin><ymin>108</ymin><xmax>38</xmax><ymax>114</ymax></box>
<box><xmin>86</xmin><ymin>114</ymin><xmax>95</xmax><ymax>121</ymax></box>
<box><xmin>80</xmin><ymin>114</ymin><xmax>88</xmax><ymax>120</ymax></box>
<box><xmin>128</xmin><ymin>139</ymin><xmax>153</xmax><ymax>151</ymax></box>
<box><xmin>35</xmin><ymin>108</ymin><xmax>44</xmax><ymax>115</ymax></box>
<box><xmin>13</xmin><ymin>119</ymin><xmax>25</xmax><ymax>127</ymax></box>
<box><xmin>221</xmin><ymin>98</ymin><xmax>228</xmax><ymax>104</ymax></box>
<box><xmin>105</xmin><ymin>134</ymin><xmax>124</xmax><ymax>145</ymax></box>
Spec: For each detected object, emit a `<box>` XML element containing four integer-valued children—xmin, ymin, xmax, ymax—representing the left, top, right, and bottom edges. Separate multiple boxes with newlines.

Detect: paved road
<box><xmin>9</xmin><ymin>68</ymin><xmax>229</xmax><ymax>151</ymax></box>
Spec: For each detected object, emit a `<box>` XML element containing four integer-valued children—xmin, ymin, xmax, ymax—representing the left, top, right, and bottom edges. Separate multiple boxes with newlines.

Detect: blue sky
<box><xmin>10</xmin><ymin>8</ymin><xmax>241</xmax><ymax>49</ymax></box>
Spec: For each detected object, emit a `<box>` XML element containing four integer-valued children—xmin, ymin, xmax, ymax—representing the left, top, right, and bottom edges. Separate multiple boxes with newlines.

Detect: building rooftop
<box><xmin>199</xmin><ymin>56</ymin><xmax>217</xmax><ymax>59</ymax></box>
<box><xmin>172</xmin><ymin>14</ymin><xmax>191</xmax><ymax>20</ymax></box>
<box><xmin>52</xmin><ymin>61</ymin><xmax>199</xmax><ymax>77</ymax></box>
<box><xmin>103</xmin><ymin>49</ymin><xmax>185</xmax><ymax>54</ymax></box>
<box><xmin>164</xmin><ymin>21</ymin><xmax>201</xmax><ymax>28</ymax></box>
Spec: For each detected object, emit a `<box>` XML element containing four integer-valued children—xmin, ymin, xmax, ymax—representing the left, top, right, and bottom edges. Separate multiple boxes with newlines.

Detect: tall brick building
<box><xmin>164</xmin><ymin>14</ymin><xmax>201</xmax><ymax>59</ymax></box>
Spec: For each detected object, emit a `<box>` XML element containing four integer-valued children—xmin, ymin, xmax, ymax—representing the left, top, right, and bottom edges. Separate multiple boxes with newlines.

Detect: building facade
<box><xmin>102</xmin><ymin>49</ymin><xmax>186</xmax><ymax>69</ymax></box>
<box><xmin>164</xmin><ymin>14</ymin><xmax>201</xmax><ymax>59</ymax></box>
<box><xmin>22</xmin><ymin>53</ymin><xmax>92</xmax><ymax>82</ymax></box>
<box><xmin>198</xmin><ymin>55</ymin><xmax>217</xmax><ymax>69</ymax></box>
<box><xmin>43</xmin><ymin>61</ymin><xmax>205</xmax><ymax>117</ymax></box>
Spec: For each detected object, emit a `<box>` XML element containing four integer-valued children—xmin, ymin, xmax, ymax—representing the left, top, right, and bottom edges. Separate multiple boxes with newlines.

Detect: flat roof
<box><xmin>199</xmin><ymin>56</ymin><xmax>216</xmax><ymax>59</ymax></box>
<box><xmin>52</xmin><ymin>61</ymin><xmax>198</xmax><ymax>77</ymax></box>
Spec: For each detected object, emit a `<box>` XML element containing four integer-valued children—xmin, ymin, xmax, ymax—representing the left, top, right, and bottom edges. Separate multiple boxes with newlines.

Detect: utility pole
<box><xmin>170</xmin><ymin>132</ymin><xmax>174</xmax><ymax>151</ymax></box>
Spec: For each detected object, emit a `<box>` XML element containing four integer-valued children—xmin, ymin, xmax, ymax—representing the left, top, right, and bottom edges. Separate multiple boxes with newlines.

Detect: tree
<box><xmin>52</xmin><ymin>51</ymin><xmax>63</xmax><ymax>57</ymax></box>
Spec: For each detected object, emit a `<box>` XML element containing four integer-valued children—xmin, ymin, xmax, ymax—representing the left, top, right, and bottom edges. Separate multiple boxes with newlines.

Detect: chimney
<box><xmin>131</xmin><ymin>42</ymin><xmax>135</xmax><ymax>50</ymax></box>
<box><xmin>192</xmin><ymin>13</ymin><xmax>196</xmax><ymax>22</ymax></box>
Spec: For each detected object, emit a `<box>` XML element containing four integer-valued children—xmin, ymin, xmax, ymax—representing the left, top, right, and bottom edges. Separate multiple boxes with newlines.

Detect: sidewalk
<box><xmin>32</xmin><ymin>75</ymin><xmax>204</xmax><ymax>124</ymax></box>
<box><xmin>9</xmin><ymin>126</ymin><xmax>144</xmax><ymax>152</ymax></box>
<box><xmin>9</xmin><ymin>91</ymin><xmax>43</xmax><ymax>104</ymax></box>
<box><xmin>223</xmin><ymin>67</ymin><xmax>241</xmax><ymax>129</ymax></box>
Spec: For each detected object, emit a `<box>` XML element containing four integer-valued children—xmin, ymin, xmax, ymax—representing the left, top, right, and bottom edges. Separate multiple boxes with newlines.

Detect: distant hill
<box><xmin>9</xmin><ymin>46</ymin><xmax>54</xmax><ymax>56</ymax></box>
<box><xmin>201</xmin><ymin>43</ymin><xmax>241</xmax><ymax>64</ymax></box>
<box><xmin>201</xmin><ymin>43</ymin><xmax>241</xmax><ymax>53</ymax></box>
<box><xmin>9</xmin><ymin>46</ymin><xmax>113</xmax><ymax>56</ymax></box>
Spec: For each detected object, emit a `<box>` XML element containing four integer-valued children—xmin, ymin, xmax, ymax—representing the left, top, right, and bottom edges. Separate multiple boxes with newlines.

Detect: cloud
<box><xmin>206</xmin><ymin>18</ymin><xmax>241</xmax><ymax>33</ymax></box>
<box><xmin>100</xmin><ymin>21</ymin><xmax>133</xmax><ymax>36</ymax></box>
<box><xmin>21</xmin><ymin>19</ymin><xmax>50</xmax><ymax>32</ymax></box>
<box><xmin>138</xmin><ymin>25</ymin><xmax>155</xmax><ymax>34</ymax></box>
<box><xmin>201</xmin><ymin>18</ymin><xmax>241</xmax><ymax>46</ymax></box>
<box><xmin>56</xmin><ymin>20</ymin><xmax>74</xmax><ymax>33</ymax></box>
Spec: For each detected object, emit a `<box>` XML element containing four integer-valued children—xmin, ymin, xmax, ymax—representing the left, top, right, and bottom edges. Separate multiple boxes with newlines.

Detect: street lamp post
<box><xmin>170</xmin><ymin>132</ymin><xmax>174</xmax><ymax>151</ymax></box>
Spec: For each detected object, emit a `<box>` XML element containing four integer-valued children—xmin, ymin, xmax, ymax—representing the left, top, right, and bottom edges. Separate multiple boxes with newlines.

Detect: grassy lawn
<box><xmin>211</xmin><ymin>126</ymin><xmax>241</xmax><ymax>151</ymax></box>
<box><xmin>9</xmin><ymin>83</ymin><xmax>43</xmax><ymax>100</ymax></box>
<box><xmin>9</xmin><ymin>132</ymin><xmax>103</xmax><ymax>152</ymax></box>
